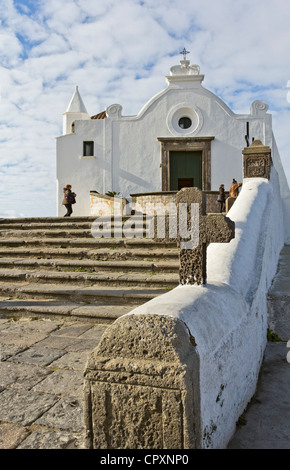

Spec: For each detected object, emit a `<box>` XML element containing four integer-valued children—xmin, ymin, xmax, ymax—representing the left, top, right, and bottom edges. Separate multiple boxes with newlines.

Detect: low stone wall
<box><xmin>90</xmin><ymin>192</ymin><xmax>129</xmax><ymax>217</ymax></box>
<box><xmin>204</xmin><ymin>190</ymin><xmax>229</xmax><ymax>213</ymax></box>
<box><xmin>131</xmin><ymin>191</ymin><xmax>177</xmax><ymax>215</ymax></box>
<box><xmin>131</xmin><ymin>190</ymin><xmax>229</xmax><ymax>215</ymax></box>
<box><xmin>84</xmin><ymin>171</ymin><xmax>284</xmax><ymax>449</ymax></box>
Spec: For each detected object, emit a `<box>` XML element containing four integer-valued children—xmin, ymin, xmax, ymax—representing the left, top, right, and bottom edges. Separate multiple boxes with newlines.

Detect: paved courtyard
<box><xmin>0</xmin><ymin>317</ymin><xmax>108</xmax><ymax>449</ymax></box>
<box><xmin>1</xmin><ymin>316</ymin><xmax>290</xmax><ymax>449</ymax></box>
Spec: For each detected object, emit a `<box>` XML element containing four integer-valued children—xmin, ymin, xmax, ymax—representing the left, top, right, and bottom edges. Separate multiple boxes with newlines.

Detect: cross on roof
<box><xmin>180</xmin><ymin>47</ymin><xmax>190</xmax><ymax>60</ymax></box>
<box><xmin>176</xmin><ymin>188</ymin><xmax>235</xmax><ymax>285</ymax></box>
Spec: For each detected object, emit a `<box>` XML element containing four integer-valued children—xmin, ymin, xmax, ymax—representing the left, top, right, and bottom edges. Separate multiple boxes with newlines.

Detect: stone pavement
<box><xmin>268</xmin><ymin>244</ymin><xmax>290</xmax><ymax>342</ymax></box>
<box><xmin>1</xmin><ymin>315</ymin><xmax>289</xmax><ymax>449</ymax></box>
<box><xmin>228</xmin><ymin>245</ymin><xmax>290</xmax><ymax>449</ymax></box>
<box><xmin>228</xmin><ymin>341</ymin><xmax>290</xmax><ymax>449</ymax></box>
<box><xmin>0</xmin><ymin>317</ymin><xmax>108</xmax><ymax>449</ymax></box>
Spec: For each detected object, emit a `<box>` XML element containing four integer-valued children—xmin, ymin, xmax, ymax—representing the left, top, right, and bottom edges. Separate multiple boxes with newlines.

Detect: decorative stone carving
<box><xmin>170</xmin><ymin>60</ymin><xmax>201</xmax><ymax>76</ymax></box>
<box><xmin>106</xmin><ymin>104</ymin><xmax>123</xmax><ymax>118</ymax></box>
<box><xmin>243</xmin><ymin>140</ymin><xmax>272</xmax><ymax>179</ymax></box>
<box><xmin>176</xmin><ymin>188</ymin><xmax>235</xmax><ymax>285</ymax></box>
<box><xmin>166</xmin><ymin>60</ymin><xmax>204</xmax><ymax>86</ymax></box>
<box><xmin>250</xmin><ymin>100</ymin><xmax>269</xmax><ymax>116</ymax></box>
<box><xmin>83</xmin><ymin>314</ymin><xmax>201</xmax><ymax>449</ymax></box>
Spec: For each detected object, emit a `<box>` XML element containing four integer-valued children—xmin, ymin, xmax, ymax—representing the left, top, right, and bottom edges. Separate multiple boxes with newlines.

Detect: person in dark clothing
<box><xmin>217</xmin><ymin>184</ymin><xmax>225</xmax><ymax>213</ymax></box>
<box><xmin>62</xmin><ymin>184</ymin><xmax>76</xmax><ymax>217</ymax></box>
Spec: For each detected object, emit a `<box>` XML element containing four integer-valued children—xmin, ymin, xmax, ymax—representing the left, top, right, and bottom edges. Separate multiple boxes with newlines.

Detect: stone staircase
<box><xmin>0</xmin><ymin>216</ymin><xmax>180</xmax><ymax>323</ymax></box>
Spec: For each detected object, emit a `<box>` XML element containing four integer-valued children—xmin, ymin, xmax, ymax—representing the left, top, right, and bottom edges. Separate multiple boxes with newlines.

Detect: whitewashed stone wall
<box><xmin>133</xmin><ymin>171</ymin><xmax>283</xmax><ymax>448</ymax></box>
<box><xmin>84</xmin><ymin>168</ymin><xmax>284</xmax><ymax>449</ymax></box>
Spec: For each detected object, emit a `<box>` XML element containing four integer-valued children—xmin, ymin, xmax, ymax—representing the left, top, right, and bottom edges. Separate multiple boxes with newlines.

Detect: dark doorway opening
<box><xmin>178</xmin><ymin>178</ymin><xmax>194</xmax><ymax>189</ymax></box>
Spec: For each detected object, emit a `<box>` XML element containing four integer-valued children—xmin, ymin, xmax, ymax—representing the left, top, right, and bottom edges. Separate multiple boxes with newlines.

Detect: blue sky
<box><xmin>1</xmin><ymin>0</ymin><xmax>290</xmax><ymax>217</ymax></box>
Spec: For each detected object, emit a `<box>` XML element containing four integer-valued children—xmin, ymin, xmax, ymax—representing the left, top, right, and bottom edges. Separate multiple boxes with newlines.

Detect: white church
<box><xmin>55</xmin><ymin>53</ymin><xmax>290</xmax><ymax>448</ymax></box>
<box><xmin>56</xmin><ymin>52</ymin><xmax>290</xmax><ymax>226</ymax></box>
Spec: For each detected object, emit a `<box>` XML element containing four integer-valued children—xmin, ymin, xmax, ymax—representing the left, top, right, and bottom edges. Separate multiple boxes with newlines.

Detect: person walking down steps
<box><xmin>62</xmin><ymin>184</ymin><xmax>76</xmax><ymax>217</ymax></box>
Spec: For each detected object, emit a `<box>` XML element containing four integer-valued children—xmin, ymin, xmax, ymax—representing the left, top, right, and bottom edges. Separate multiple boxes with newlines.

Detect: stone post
<box><xmin>83</xmin><ymin>314</ymin><xmax>201</xmax><ymax>449</ymax></box>
<box><xmin>242</xmin><ymin>139</ymin><xmax>272</xmax><ymax>179</ymax></box>
<box><xmin>177</xmin><ymin>187</ymin><xmax>235</xmax><ymax>285</ymax></box>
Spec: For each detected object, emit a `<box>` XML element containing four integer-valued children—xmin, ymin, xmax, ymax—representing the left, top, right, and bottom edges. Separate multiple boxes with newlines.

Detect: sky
<box><xmin>1</xmin><ymin>0</ymin><xmax>290</xmax><ymax>218</ymax></box>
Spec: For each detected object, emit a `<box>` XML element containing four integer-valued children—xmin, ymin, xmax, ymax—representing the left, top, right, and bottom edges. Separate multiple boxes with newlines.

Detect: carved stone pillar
<box><xmin>242</xmin><ymin>140</ymin><xmax>272</xmax><ymax>180</ymax></box>
<box><xmin>176</xmin><ymin>187</ymin><xmax>235</xmax><ymax>285</ymax></box>
<box><xmin>83</xmin><ymin>314</ymin><xmax>201</xmax><ymax>449</ymax></box>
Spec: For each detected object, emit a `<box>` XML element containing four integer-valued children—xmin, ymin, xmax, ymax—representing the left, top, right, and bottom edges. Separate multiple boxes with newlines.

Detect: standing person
<box><xmin>62</xmin><ymin>184</ymin><xmax>76</xmax><ymax>217</ymax></box>
<box><xmin>229</xmin><ymin>179</ymin><xmax>242</xmax><ymax>198</ymax></box>
<box><xmin>217</xmin><ymin>184</ymin><xmax>226</xmax><ymax>213</ymax></box>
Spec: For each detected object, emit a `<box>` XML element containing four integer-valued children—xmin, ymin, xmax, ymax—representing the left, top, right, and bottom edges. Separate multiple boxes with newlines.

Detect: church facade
<box><xmin>56</xmin><ymin>57</ymin><xmax>288</xmax><ymax>217</ymax></box>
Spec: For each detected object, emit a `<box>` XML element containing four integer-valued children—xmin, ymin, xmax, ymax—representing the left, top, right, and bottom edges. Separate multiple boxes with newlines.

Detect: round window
<box><xmin>178</xmin><ymin>116</ymin><xmax>192</xmax><ymax>129</ymax></box>
<box><xmin>166</xmin><ymin>104</ymin><xmax>203</xmax><ymax>136</ymax></box>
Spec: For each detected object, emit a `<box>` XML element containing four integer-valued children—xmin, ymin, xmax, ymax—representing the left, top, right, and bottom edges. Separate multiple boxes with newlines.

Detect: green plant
<box><xmin>267</xmin><ymin>328</ymin><xmax>282</xmax><ymax>342</ymax></box>
<box><xmin>105</xmin><ymin>191</ymin><xmax>121</xmax><ymax>198</ymax></box>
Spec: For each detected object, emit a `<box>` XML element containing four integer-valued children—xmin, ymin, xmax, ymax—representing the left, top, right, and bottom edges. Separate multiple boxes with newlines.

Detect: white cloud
<box><xmin>0</xmin><ymin>0</ymin><xmax>290</xmax><ymax>217</ymax></box>
<box><xmin>29</xmin><ymin>33</ymin><xmax>70</xmax><ymax>58</ymax></box>
<box><xmin>0</xmin><ymin>31</ymin><xmax>22</xmax><ymax>67</ymax></box>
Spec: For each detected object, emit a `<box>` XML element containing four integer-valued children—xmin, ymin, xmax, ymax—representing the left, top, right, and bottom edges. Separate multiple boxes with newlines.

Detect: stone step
<box><xmin>0</xmin><ymin>216</ymin><xmax>97</xmax><ymax>223</ymax></box>
<box><xmin>0</xmin><ymin>268</ymin><xmax>178</xmax><ymax>288</ymax></box>
<box><xmin>0</xmin><ymin>228</ymin><xmax>153</xmax><ymax>239</ymax></box>
<box><xmin>0</xmin><ymin>297</ymin><xmax>137</xmax><ymax>323</ymax></box>
<box><xmin>0</xmin><ymin>216</ymin><xmax>179</xmax><ymax>323</ymax></box>
<box><xmin>0</xmin><ymin>215</ymin><xmax>149</xmax><ymax>225</ymax></box>
<box><xmin>0</xmin><ymin>257</ymin><xmax>179</xmax><ymax>273</ymax></box>
<box><xmin>0</xmin><ymin>216</ymin><xmax>150</xmax><ymax>231</ymax></box>
<box><xmin>0</xmin><ymin>216</ymin><xmax>165</xmax><ymax>240</ymax></box>
<box><xmin>0</xmin><ymin>237</ymin><xmax>177</xmax><ymax>249</ymax></box>
<box><xmin>0</xmin><ymin>222</ymin><xmax>93</xmax><ymax>230</ymax></box>
<box><xmin>0</xmin><ymin>246</ymin><xmax>179</xmax><ymax>261</ymax></box>
<box><xmin>0</xmin><ymin>282</ymin><xmax>168</xmax><ymax>303</ymax></box>
<box><xmin>0</xmin><ymin>229</ymin><xmax>105</xmax><ymax>238</ymax></box>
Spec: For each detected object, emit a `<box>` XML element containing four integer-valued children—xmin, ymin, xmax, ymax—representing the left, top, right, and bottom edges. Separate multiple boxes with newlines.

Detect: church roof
<box><xmin>91</xmin><ymin>111</ymin><xmax>107</xmax><ymax>119</ymax></box>
<box><xmin>66</xmin><ymin>86</ymin><xmax>88</xmax><ymax>114</ymax></box>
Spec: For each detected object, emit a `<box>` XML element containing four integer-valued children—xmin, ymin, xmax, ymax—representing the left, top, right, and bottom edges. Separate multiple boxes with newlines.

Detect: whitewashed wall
<box><xmin>56</xmin><ymin>119</ymin><xmax>105</xmax><ymax>216</ymax></box>
<box><xmin>56</xmin><ymin>68</ymin><xmax>276</xmax><ymax>217</ymax></box>
<box><xmin>271</xmin><ymin>134</ymin><xmax>290</xmax><ymax>242</ymax></box>
<box><xmin>120</xmin><ymin>169</ymin><xmax>284</xmax><ymax>448</ymax></box>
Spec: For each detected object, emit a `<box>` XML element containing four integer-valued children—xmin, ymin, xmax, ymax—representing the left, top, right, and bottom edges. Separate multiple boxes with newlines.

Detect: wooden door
<box><xmin>169</xmin><ymin>151</ymin><xmax>202</xmax><ymax>190</ymax></box>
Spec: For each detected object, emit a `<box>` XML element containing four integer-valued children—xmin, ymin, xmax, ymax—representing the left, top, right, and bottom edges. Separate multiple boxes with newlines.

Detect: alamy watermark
<box><xmin>91</xmin><ymin>199</ymin><xmax>200</xmax><ymax>250</ymax></box>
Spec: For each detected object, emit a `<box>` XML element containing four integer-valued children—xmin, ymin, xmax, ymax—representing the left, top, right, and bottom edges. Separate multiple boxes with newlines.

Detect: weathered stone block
<box><xmin>176</xmin><ymin>188</ymin><xmax>235</xmax><ymax>285</ymax></box>
<box><xmin>83</xmin><ymin>314</ymin><xmax>201</xmax><ymax>449</ymax></box>
<box><xmin>225</xmin><ymin>196</ymin><xmax>236</xmax><ymax>213</ymax></box>
<box><xmin>243</xmin><ymin>140</ymin><xmax>272</xmax><ymax>179</ymax></box>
